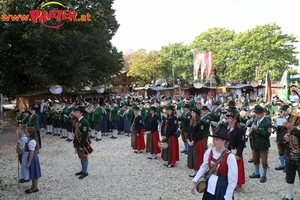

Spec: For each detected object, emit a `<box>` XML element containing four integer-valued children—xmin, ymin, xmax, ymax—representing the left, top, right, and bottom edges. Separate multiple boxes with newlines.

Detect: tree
<box><xmin>190</xmin><ymin>28</ymin><xmax>236</xmax><ymax>81</ymax></box>
<box><xmin>127</xmin><ymin>49</ymin><xmax>164</xmax><ymax>86</ymax></box>
<box><xmin>227</xmin><ymin>23</ymin><xmax>299</xmax><ymax>81</ymax></box>
<box><xmin>160</xmin><ymin>42</ymin><xmax>193</xmax><ymax>85</ymax></box>
<box><xmin>0</xmin><ymin>0</ymin><xmax>123</xmax><ymax>96</ymax></box>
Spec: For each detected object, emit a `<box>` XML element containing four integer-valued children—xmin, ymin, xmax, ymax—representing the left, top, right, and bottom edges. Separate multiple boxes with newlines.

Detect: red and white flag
<box><xmin>205</xmin><ymin>51</ymin><xmax>214</xmax><ymax>78</ymax></box>
<box><xmin>264</xmin><ymin>70</ymin><xmax>272</xmax><ymax>103</ymax></box>
<box><xmin>200</xmin><ymin>52</ymin><xmax>206</xmax><ymax>82</ymax></box>
<box><xmin>193</xmin><ymin>53</ymin><xmax>201</xmax><ymax>81</ymax></box>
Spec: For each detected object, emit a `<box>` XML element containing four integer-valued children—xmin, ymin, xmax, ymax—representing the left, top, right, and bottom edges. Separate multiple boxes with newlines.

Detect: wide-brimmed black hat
<box><xmin>24</xmin><ymin>110</ymin><xmax>31</xmax><ymax>114</ymax></box>
<box><xmin>75</xmin><ymin>106</ymin><xmax>87</xmax><ymax>113</ymax></box>
<box><xmin>201</xmin><ymin>106</ymin><xmax>210</xmax><ymax>112</ymax></box>
<box><xmin>226</xmin><ymin>106</ymin><xmax>238</xmax><ymax>114</ymax></box>
<box><xmin>254</xmin><ymin>106</ymin><xmax>265</xmax><ymax>113</ymax></box>
<box><xmin>281</xmin><ymin>105</ymin><xmax>289</xmax><ymax>111</ymax></box>
<box><xmin>150</xmin><ymin>106</ymin><xmax>157</xmax><ymax>111</ymax></box>
<box><xmin>228</xmin><ymin>100</ymin><xmax>236</xmax><ymax>107</ymax></box>
<box><xmin>183</xmin><ymin>104</ymin><xmax>190</xmax><ymax>109</ymax></box>
<box><xmin>192</xmin><ymin>108</ymin><xmax>201</xmax><ymax>116</ymax></box>
<box><xmin>30</xmin><ymin>106</ymin><xmax>38</xmax><ymax>111</ymax></box>
<box><xmin>209</xmin><ymin>123</ymin><xmax>230</xmax><ymax>141</ymax></box>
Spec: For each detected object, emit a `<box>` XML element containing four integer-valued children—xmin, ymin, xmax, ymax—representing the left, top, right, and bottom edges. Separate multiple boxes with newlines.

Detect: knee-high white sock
<box><xmin>113</xmin><ymin>129</ymin><xmax>118</xmax><ymax>137</ymax></box>
<box><xmin>64</xmin><ymin>129</ymin><xmax>67</xmax><ymax>137</ymax></box>
<box><xmin>96</xmin><ymin>131</ymin><xmax>102</xmax><ymax>140</ymax></box>
<box><xmin>70</xmin><ymin>132</ymin><xmax>74</xmax><ymax>140</ymax></box>
<box><xmin>286</xmin><ymin>183</ymin><xmax>294</xmax><ymax>199</ymax></box>
<box><xmin>47</xmin><ymin>125</ymin><xmax>50</xmax><ymax>132</ymax></box>
<box><xmin>91</xmin><ymin>130</ymin><xmax>95</xmax><ymax>137</ymax></box>
<box><xmin>50</xmin><ymin>125</ymin><xmax>53</xmax><ymax>133</ymax></box>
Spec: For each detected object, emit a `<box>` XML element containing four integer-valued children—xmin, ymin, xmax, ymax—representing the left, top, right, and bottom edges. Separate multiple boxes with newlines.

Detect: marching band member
<box><xmin>249</xmin><ymin>106</ymin><xmax>272</xmax><ymax>183</ymax></box>
<box><xmin>117</xmin><ymin>105</ymin><xmax>125</xmax><ymax>135</ymax></box>
<box><xmin>124</xmin><ymin>104</ymin><xmax>133</xmax><ymax>136</ymax></box>
<box><xmin>92</xmin><ymin>101</ymin><xmax>103</xmax><ymax>142</ymax></box>
<box><xmin>45</xmin><ymin>99</ymin><xmax>53</xmax><ymax>135</ymax></box>
<box><xmin>86</xmin><ymin>101</ymin><xmax>94</xmax><ymax>138</ymax></box>
<box><xmin>101</xmin><ymin>103</ymin><xmax>109</xmax><ymax>136</ymax></box>
<box><xmin>131</xmin><ymin>105</ymin><xmax>145</xmax><ymax>153</ymax></box>
<box><xmin>21</xmin><ymin>110</ymin><xmax>31</xmax><ymax>125</ymax></box>
<box><xmin>161</xmin><ymin>105</ymin><xmax>179</xmax><ymax>168</ymax></box>
<box><xmin>210</xmin><ymin>101</ymin><xmax>222</xmax><ymax>133</ymax></box>
<box><xmin>282</xmin><ymin>121</ymin><xmax>300</xmax><ymax>200</ymax></box>
<box><xmin>59</xmin><ymin>100</ymin><xmax>67</xmax><ymax>139</ymax></box>
<box><xmin>274</xmin><ymin>105</ymin><xmax>290</xmax><ymax>171</ymax></box>
<box><xmin>52</xmin><ymin>100</ymin><xmax>61</xmax><ymax>136</ymax></box>
<box><xmin>110</xmin><ymin>100</ymin><xmax>118</xmax><ymax>139</ymax></box>
<box><xmin>145</xmin><ymin>106</ymin><xmax>160</xmax><ymax>159</ymax></box>
<box><xmin>187</xmin><ymin>108</ymin><xmax>205</xmax><ymax>178</ymax></box>
<box><xmin>27</xmin><ymin>106</ymin><xmax>41</xmax><ymax>149</ymax></box>
<box><xmin>64</xmin><ymin>101</ymin><xmax>74</xmax><ymax>142</ymax></box>
<box><xmin>178</xmin><ymin>104</ymin><xmax>191</xmax><ymax>154</ymax></box>
<box><xmin>200</xmin><ymin>106</ymin><xmax>212</xmax><ymax>151</ymax></box>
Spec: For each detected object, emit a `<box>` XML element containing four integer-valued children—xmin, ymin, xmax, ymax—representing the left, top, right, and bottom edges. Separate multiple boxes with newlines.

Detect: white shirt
<box><xmin>28</xmin><ymin>139</ymin><xmax>37</xmax><ymax>151</ymax></box>
<box><xmin>192</xmin><ymin>147</ymin><xmax>238</xmax><ymax>200</ymax></box>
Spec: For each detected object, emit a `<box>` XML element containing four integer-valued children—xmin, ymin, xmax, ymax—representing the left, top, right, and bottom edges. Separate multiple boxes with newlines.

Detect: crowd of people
<box><xmin>14</xmin><ymin>92</ymin><xmax>300</xmax><ymax>199</ymax></box>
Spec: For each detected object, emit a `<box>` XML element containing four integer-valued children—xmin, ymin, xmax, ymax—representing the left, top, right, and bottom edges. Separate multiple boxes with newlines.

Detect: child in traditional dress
<box><xmin>17</xmin><ymin>125</ymin><xmax>29</xmax><ymax>183</ymax></box>
<box><xmin>24</xmin><ymin>127</ymin><xmax>42</xmax><ymax>194</ymax></box>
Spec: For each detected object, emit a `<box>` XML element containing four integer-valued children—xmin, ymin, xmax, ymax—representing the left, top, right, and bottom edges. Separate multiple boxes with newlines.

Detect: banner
<box><xmin>205</xmin><ymin>52</ymin><xmax>214</xmax><ymax>78</ymax></box>
<box><xmin>200</xmin><ymin>52</ymin><xmax>206</xmax><ymax>82</ymax></box>
<box><xmin>193</xmin><ymin>53</ymin><xmax>201</xmax><ymax>81</ymax></box>
<box><xmin>281</xmin><ymin>69</ymin><xmax>290</xmax><ymax>101</ymax></box>
<box><xmin>264</xmin><ymin>70</ymin><xmax>272</xmax><ymax>103</ymax></box>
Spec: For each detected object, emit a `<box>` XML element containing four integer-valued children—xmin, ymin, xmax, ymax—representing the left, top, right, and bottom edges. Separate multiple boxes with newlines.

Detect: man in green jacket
<box><xmin>73</xmin><ymin>106</ymin><xmax>90</xmax><ymax>179</ymax></box>
<box><xmin>249</xmin><ymin>106</ymin><xmax>272</xmax><ymax>183</ymax></box>
<box><xmin>178</xmin><ymin>104</ymin><xmax>191</xmax><ymax>154</ymax></box>
<box><xmin>110</xmin><ymin>100</ymin><xmax>118</xmax><ymax>139</ymax></box>
<box><xmin>201</xmin><ymin>106</ymin><xmax>212</xmax><ymax>150</ymax></box>
<box><xmin>92</xmin><ymin>101</ymin><xmax>103</xmax><ymax>141</ymax></box>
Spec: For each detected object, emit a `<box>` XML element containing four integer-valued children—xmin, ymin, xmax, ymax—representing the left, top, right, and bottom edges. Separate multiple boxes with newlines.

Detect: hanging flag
<box><xmin>205</xmin><ymin>51</ymin><xmax>214</xmax><ymax>78</ymax></box>
<box><xmin>200</xmin><ymin>52</ymin><xmax>206</xmax><ymax>82</ymax></box>
<box><xmin>281</xmin><ymin>69</ymin><xmax>291</xmax><ymax>101</ymax></box>
<box><xmin>193</xmin><ymin>53</ymin><xmax>201</xmax><ymax>81</ymax></box>
<box><xmin>264</xmin><ymin>70</ymin><xmax>272</xmax><ymax>103</ymax></box>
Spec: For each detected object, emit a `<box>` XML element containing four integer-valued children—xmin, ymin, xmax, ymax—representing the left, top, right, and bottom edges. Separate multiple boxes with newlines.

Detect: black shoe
<box><xmin>275</xmin><ymin>166</ymin><xmax>285</xmax><ymax>170</ymax></box>
<box><xmin>19</xmin><ymin>179</ymin><xmax>25</xmax><ymax>183</ymax></box>
<box><xmin>52</xmin><ymin>134</ymin><xmax>57</xmax><ymax>136</ymax></box>
<box><xmin>90</xmin><ymin>136</ymin><xmax>95</xmax><ymax>139</ymax></box>
<box><xmin>66</xmin><ymin>138</ymin><xmax>70</xmax><ymax>141</ymax></box>
<box><xmin>60</xmin><ymin>136</ymin><xmax>65</xmax><ymax>139</ymax></box>
<box><xmin>185</xmin><ymin>151</ymin><xmax>188</xmax><ymax>155</ymax></box>
<box><xmin>163</xmin><ymin>163</ymin><xmax>169</xmax><ymax>166</ymax></box>
<box><xmin>167</xmin><ymin>164</ymin><xmax>174</xmax><ymax>168</ymax></box>
<box><xmin>110</xmin><ymin>136</ymin><xmax>117</xmax><ymax>139</ymax></box>
<box><xmin>75</xmin><ymin>171</ymin><xmax>83</xmax><ymax>176</ymax></box>
<box><xmin>180</xmin><ymin>150</ymin><xmax>186</xmax><ymax>153</ymax></box>
<box><xmin>68</xmin><ymin>139</ymin><xmax>73</xmax><ymax>142</ymax></box>
<box><xmin>249</xmin><ymin>173</ymin><xmax>260</xmax><ymax>179</ymax></box>
<box><xmin>260</xmin><ymin>176</ymin><xmax>267</xmax><ymax>183</ymax></box>
<box><xmin>96</xmin><ymin>138</ymin><xmax>101</xmax><ymax>141</ymax></box>
<box><xmin>79</xmin><ymin>173</ymin><xmax>88</xmax><ymax>179</ymax></box>
<box><xmin>117</xmin><ymin>132</ymin><xmax>121</xmax><ymax>135</ymax></box>
<box><xmin>282</xmin><ymin>198</ymin><xmax>293</xmax><ymax>200</ymax></box>
<box><xmin>248</xmin><ymin>159</ymin><xmax>253</xmax><ymax>163</ymax></box>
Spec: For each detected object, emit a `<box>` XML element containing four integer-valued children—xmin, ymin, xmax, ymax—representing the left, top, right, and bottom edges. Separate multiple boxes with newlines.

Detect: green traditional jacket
<box><xmin>117</xmin><ymin>108</ymin><xmax>125</xmax><ymax>120</ymax></box>
<box><xmin>210</xmin><ymin>107</ymin><xmax>222</xmax><ymax>122</ymax></box>
<box><xmin>179</xmin><ymin>110</ymin><xmax>191</xmax><ymax>132</ymax></box>
<box><xmin>176</xmin><ymin>101</ymin><xmax>183</xmax><ymax>111</ymax></box>
<box><xmin>189</xmin><ymin>99</ymin><xmax>196</xmax><ymax>109</ymax></box>
<box><xmin>27</xmin><ymin>113</ymin><xmax>40</xmax><ymax>131</ymax></box>
<box><xmin>110</xmin><ymin>105</ymin><xmax>118</xmax><ymax>121</ymax></box>
<box><xmin>102</xmin><ymin>107</ymin><xmax>109</xmax><ymax>120</ymax></box>
<box><xmin>64</xmin><ymin>106</ymin><xmax>74</xmax><ymax>123</ymax></box>
<box><xmin>126</xmin><ymin>109</ymin><xmax>134</xmax><ymax>121</ymax></box>
<box><xmin>92</xmin><ymin>106</ymin><xmax>103</xmax><ymax>122</ymax></box>
<box><xmin>73</xmin><ymin>117</ymin><xmax>90</xmax><ymax>148</ymax></box>
<box><xmin>201</xmin><ymin>114</ymin><xmax>212</xmax><ymax>137</ymax></box>
<box><xmin>251</xmin><ymin>117</ymin><xmax>272</xmax><ymax>150</ymax></box>
<box><xmin>21</xmin><ymin>115</ymin><xmax>30</xmax><ymax>125</ymax></box>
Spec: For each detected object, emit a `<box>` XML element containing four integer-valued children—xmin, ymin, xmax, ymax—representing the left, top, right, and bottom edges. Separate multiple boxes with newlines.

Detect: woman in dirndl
<box><xmin>187</xmin><ymin>108</ymin><xmax>205</xmax><ymax>177</ymax></box>
<box><xmin>160</xmin><ymin>105</ymin><xmax>179</xmax><ymax>168</ymax></box>
<box><xmin>227</xmin><ymin>112</ymin><xmax>246</xmax><ymax>188</ymax></box>
<box><xmin>145</xmin><ymin>106</ymin><xmax>161</xmax><ymax>159</ymax></box>
<box><xmin>24</xmin><ymin>127</ymin><xmax>41</xmax><ymax>194</ymax></box>
<box><xmin>191</xmin><ymin>123</ymin><xmax>237</xmax><ymax>200</ymax></box>
<box><xmin>131</xmin><ymin>105</ymin><xmax>145</xmax><ymax>153</ymax></box>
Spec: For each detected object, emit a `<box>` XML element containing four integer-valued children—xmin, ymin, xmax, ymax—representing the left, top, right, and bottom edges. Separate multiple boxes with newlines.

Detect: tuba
<box><xmin>286</xmin><ymin>90</ymin><xmax>300</xmax><ymax>153</ymax></box>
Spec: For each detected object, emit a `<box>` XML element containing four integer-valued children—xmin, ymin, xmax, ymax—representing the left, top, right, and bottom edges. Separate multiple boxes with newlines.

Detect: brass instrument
<box><xmin>53</xmin><ymin>104</ymin><xmax>62</xmax><ymax>117</ymax></box>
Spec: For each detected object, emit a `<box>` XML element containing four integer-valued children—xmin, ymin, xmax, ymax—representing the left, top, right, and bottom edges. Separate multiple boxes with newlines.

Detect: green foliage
<box><xmin>0</xmin><ymin>178</ymin><xmax>8</xmax><ymax>190</ymax></box>
<box><xmin>0</xmin><ymin>0</ymin><xmax>123</xmax><ymax>96</ymax></box>
<box><xmin>227</xmin><ymin>23</ymin><xmax>298</xmax><ymax>81</ymax></box>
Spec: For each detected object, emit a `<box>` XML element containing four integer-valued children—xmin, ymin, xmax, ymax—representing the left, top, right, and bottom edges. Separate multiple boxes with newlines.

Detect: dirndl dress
<box><xmin>25</xmin><ymin>139</ymin><xmax>41</xmax><ymax>179</ymax></box>
<box><xmin>20</xmin><ymin>152</ymin><xmax>30</xmax><ymax>180</ymax></box>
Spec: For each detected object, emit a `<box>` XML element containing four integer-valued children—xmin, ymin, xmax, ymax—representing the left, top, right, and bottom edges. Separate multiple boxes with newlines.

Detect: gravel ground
<box><xmin>0</xmin><ymin>130</ymin><xmax>299</xmax><ymax>200</ymax></box>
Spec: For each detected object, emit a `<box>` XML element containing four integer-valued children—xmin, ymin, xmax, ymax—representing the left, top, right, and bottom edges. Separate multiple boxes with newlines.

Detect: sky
<box><xmin>111</xmin><ymin>0</ymin><xmax>300</xmax><ymax>70</ymax></box>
